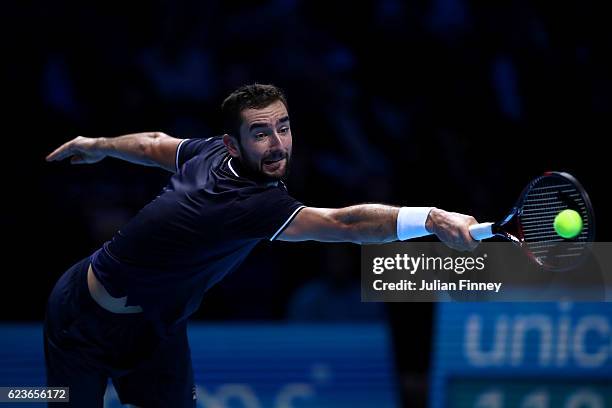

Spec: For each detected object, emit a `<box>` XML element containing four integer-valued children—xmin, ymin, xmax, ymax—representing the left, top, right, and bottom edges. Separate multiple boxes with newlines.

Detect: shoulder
<box><xmin>177</xmin><ymin>135</ymin><xmax>226</xmax><ymax>170</ymax></box>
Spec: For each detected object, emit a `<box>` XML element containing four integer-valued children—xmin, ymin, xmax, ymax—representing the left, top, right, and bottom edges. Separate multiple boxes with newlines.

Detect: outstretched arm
<box><xmin>45</xmin><ymin>132</ymin><xmax>182</xmax><ymax>172</ymax></box>
<box><xmin>278</xmin><ymin>205</ymin><xmax>478</xmax><ymax>251</ymax></box>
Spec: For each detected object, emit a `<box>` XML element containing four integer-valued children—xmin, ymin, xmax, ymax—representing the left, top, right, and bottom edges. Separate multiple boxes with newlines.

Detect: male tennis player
<box><xmin>44</xmin><ymin>84</ymin><xmax>478</xmax><ymax>407</ymax></box>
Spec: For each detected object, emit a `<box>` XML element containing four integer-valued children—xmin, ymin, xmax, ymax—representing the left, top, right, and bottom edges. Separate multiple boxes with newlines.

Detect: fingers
<box><xmin>45</xmin><ymin>137</ymin><xmax>82</xmax><ymax>162</ymax></box>
<box><xmin>443</xmin><ymin>231</ymin><xmax>477</xmax><ymax>252</ymax></box>
<box><xmin>434</xmin><ymin>211</ymin><xmax>480</xmax><ymax>252</ymax></box>
<box><xmin>462</xmin><ymin>230</ymin><xmax>479</xmax><ymax>251</ymax></box>
<box><xmin>457</xmin><ymin>216</ymin><xmax>479</xmax><ymax>251</ymax></box>
<box><xmin>46</xmin><ymin>142</ymin><xmax>75</xmax><ymax>161</ymax></box>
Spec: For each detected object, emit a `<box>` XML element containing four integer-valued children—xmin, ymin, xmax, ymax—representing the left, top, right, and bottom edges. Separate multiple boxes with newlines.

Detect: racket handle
<box><xmin>469</xmin><ymin>222</ymin><xmax>495</xmax><ymax>241</ymax></box>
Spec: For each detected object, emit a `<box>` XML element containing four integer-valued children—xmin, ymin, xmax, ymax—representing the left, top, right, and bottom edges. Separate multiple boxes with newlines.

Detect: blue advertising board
<box><xmin>0</xmin><ymin>323</ymin><xmax>399</xmax><ymax>407</ymax></box>
<box><xmin>430</xmin><ymin>302</ymin><xmax>612</xmax><ymax>408</ymax></box>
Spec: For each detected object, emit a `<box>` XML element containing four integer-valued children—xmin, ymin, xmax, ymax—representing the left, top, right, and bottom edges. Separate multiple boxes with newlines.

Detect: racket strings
<box><xmin>518</xmin><ymin>175</ymin><xmax>591</xmax><ymax>270</ymax></box>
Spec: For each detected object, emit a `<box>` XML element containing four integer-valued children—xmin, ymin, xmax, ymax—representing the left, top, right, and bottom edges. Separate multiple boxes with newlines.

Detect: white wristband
<box><xmin>396</xmin><ymin>207</ymin><xmax>434</xmax><ymax>241</ymax></box>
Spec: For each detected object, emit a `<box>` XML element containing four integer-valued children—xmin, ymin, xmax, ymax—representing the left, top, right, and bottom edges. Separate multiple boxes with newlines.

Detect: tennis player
<box><xmin>44</xmin><ymin>84</ymin><xmax>478</xmax><ymax>407</ymax></box>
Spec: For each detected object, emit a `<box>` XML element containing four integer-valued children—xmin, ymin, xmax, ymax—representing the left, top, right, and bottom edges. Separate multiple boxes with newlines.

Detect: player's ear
<box><xmin>222</xmin><ymin>133</ymin><xmax>240</xmax><ymax>158</ymax></box>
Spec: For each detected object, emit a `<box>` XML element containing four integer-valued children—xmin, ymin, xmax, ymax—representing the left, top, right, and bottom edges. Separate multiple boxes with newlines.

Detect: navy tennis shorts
<box><xmin>43</xmin><ymin>256</ymin><xmax>196</xmax><ymax>407</ymax></box>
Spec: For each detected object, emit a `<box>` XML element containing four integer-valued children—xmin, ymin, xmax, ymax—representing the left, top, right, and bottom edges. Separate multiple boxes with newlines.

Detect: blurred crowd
<box><xmin>2</xmin><ymin>2</ymin><xmax>609</xmax><ymax>403</ymax></box>
<box><xmin>4</xmin><ymin>0</ymin><xmax>610</xmax><ymax>324</ymax></box>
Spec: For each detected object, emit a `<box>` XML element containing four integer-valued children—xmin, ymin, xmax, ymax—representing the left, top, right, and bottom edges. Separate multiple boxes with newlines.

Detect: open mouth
<box><xmin>263</xmin><ymin>157</ymin><xmax>283</xmax><ymax>165</ymax></box>
<box><xmin>262</xmin><ymin>157</ymin><xmax>285</xmax><ymax>171</ymax></box>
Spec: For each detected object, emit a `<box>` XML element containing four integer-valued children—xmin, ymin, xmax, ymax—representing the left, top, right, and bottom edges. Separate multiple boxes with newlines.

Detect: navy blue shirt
<box><xmin>91</xmin><ymin>136</ymin><xmax>304</xmax><ymax>335</ymax></box>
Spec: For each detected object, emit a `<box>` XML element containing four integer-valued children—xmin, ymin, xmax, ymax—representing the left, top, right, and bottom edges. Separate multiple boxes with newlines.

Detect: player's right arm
<box><xmin>45</xmin><ymin>132</ymin><xmax>182</xmax><ymax>172</ymax></box>
<box><xmin>278</xmin><ymin>205</ymin><xmax>478</xmax><ymax>251</ymax></box>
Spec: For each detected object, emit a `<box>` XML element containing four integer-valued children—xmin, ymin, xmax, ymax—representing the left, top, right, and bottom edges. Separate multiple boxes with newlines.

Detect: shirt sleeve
<box><xmin>226</xmin><ymin>186</ymin><xmax>306</xmax><ymax>241</ymax></box>
<box><xmin>176</xmin><ymin>137</ymin><xmax>219</xmax><ymax>171</ymax></box>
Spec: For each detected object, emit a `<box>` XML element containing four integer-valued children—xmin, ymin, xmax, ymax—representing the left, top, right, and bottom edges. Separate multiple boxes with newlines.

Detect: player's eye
<box><xmin>279</xmin><ymin>127</ymin><xmax>290</xmax><ymax>134</ymax></box>
<box><xmin>255</xmin><ymin>132</ymin><xmax>266</xmax><ymax>139</ymax></box>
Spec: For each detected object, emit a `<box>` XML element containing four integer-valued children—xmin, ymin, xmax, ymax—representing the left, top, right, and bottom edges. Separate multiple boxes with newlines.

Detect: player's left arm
<box><xmin>278</xmin><ymin>205</ymin><xmax>479</xmax><ymax>251</ymax></box>
<box><xmin>46</xmin><ymin>132</ymin><xmax>182</xmax><ymax>172</ymax></box>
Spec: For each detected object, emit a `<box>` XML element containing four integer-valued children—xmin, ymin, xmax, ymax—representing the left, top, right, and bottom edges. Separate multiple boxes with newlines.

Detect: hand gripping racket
<box><xmin>468</xmin><ymin>171</ymin><xmax>595</xmax><ymax>271</ymax></box>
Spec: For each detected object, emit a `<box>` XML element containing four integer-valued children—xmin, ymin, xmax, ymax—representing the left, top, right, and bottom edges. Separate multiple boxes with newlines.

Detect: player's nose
<box><xmin>269</xmin><ymin>131</ymin><xmax>283</xmax><ymax>147</ymax></box>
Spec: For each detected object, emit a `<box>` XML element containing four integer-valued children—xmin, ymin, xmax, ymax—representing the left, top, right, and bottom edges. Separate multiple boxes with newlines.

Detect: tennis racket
<box><xmin>468</xmin><ymin>171</ymin><xmax>595</xmax><ymax>271</ymax></box>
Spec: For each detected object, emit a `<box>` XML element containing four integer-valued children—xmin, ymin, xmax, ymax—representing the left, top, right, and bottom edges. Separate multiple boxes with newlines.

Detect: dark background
<box><xmin>2</xmin><ymin>0</ymin><xmax>610</xmax><ymax>404</ymax></box>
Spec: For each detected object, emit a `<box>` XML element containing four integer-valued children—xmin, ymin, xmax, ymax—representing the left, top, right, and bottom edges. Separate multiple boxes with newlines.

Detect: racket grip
<box><xmin>469</xmin><ymin>222</ymin><xmax>495</xmax><ymax>241</ymax></box>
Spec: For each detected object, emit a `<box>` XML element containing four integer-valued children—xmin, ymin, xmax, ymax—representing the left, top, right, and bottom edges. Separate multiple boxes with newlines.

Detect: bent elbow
<box><xmin>142</xmin><ymin>132</ymin><xmax>170</xmax><ymax>166</ymax></box>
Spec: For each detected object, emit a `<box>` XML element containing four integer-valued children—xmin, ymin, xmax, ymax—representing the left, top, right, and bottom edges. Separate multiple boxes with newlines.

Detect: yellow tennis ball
<box><xmin>553</xmin><ymin>209</ymin><xmax>583</xmax><ymax>239</ymax></box>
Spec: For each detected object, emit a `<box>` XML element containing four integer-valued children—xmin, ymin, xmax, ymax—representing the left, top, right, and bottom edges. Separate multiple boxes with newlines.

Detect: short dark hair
<box><xmin>221</xmin><ymin>83</ymin><xmax>288</xmax><ymax>139</ymax></box>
